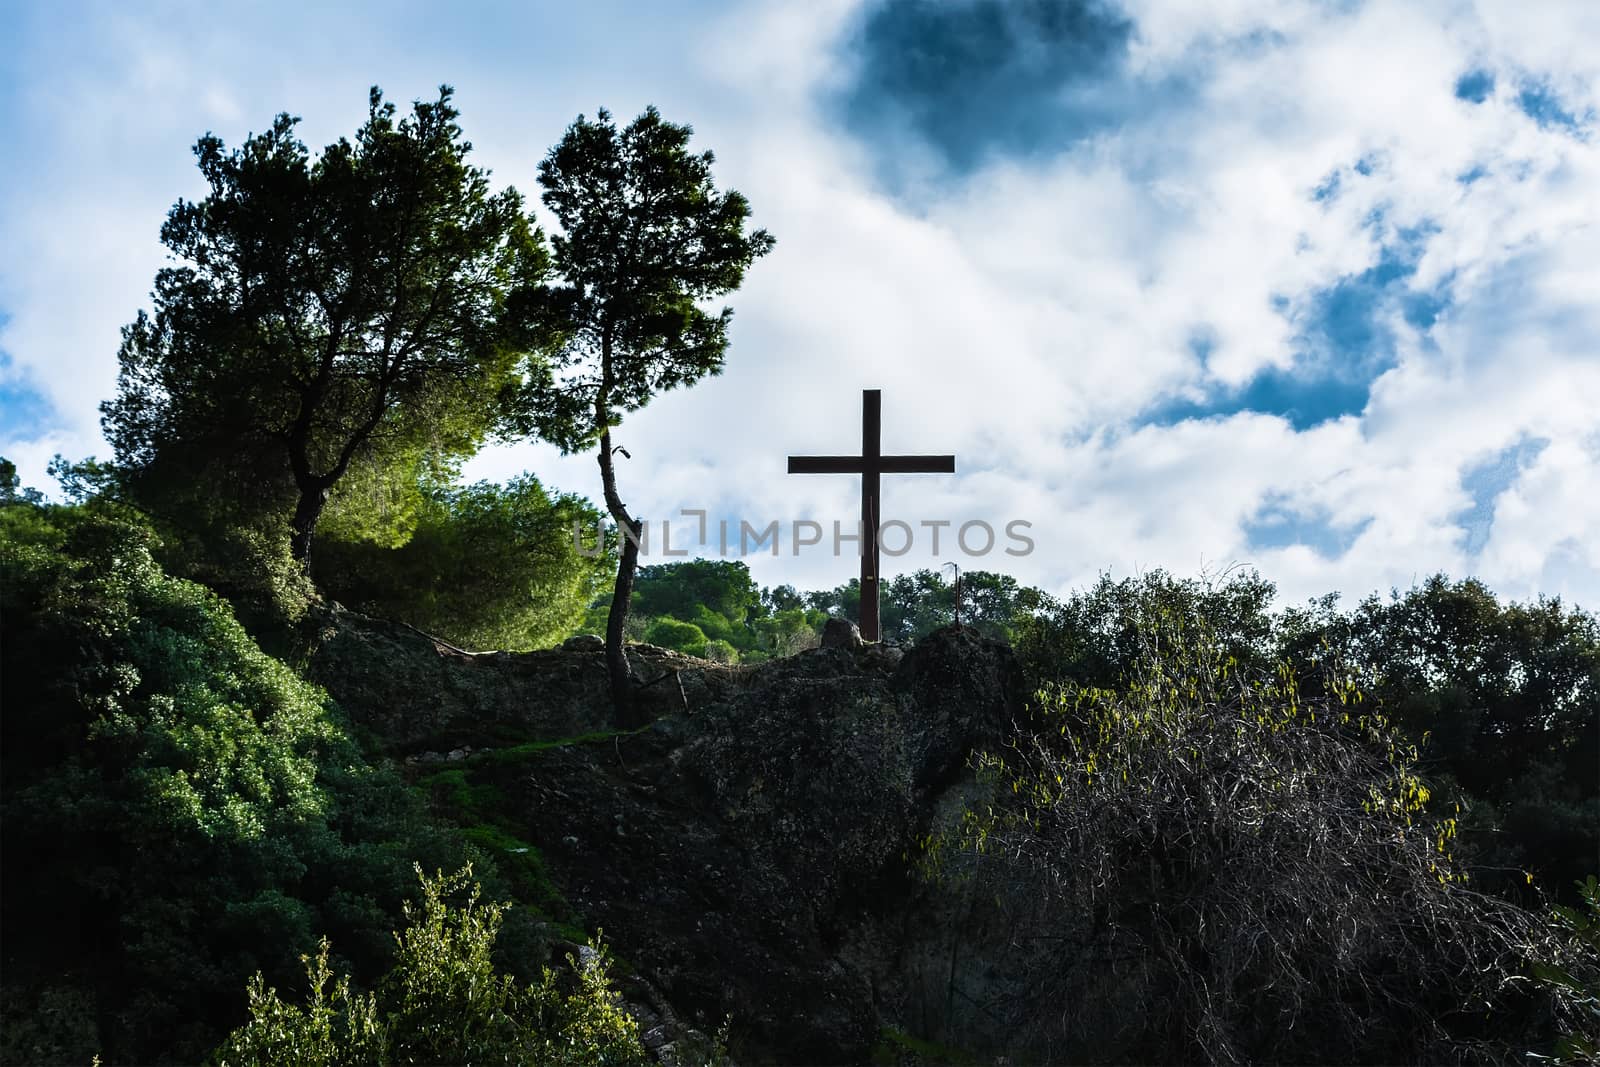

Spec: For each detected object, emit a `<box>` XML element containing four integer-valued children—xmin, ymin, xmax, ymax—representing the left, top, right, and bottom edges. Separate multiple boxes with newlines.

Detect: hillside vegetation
<box><xmin>3</xmin><ymin>488</ymin><xmax>1597</xmax><ymax>1063</ymax></box>
<box><xmin>1</xmin><ymin>82</ymin><xmax>1596</xmax><ymax>1065</ymax></box>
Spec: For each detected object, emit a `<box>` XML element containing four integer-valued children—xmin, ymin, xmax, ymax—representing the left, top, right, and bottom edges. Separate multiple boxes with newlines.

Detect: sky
<box><xmin>2</xmin><ymin>0</ymin><xmax>1598</xmax><ymax>608</ymax></box>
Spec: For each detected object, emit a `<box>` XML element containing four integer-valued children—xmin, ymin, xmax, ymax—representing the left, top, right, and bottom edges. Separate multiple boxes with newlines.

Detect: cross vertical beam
<box><xmin>788</xmin><ymin>389</ymin><xmax>956</xmax><ymax>642</ymax></box>
<box><xmin>861</xmin><ymin>389</ymin><xmax>881</xmax><ymax>643</ymax></box>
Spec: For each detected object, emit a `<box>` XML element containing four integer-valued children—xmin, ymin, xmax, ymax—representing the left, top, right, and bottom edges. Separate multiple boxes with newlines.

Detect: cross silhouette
<box><xmin>788</xmin><ymin>389</ymin><xmax>956</xmax><ymax>642</ymax></box>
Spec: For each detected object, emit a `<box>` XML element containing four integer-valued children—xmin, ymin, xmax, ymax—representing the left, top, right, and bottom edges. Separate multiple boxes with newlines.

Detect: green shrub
<box><xmin>0</xmin><ymin>504</ymin><xmax>482</xmax><ymax>1062</ymax></box>
<box><xmin>642</xmin><ymin>617</ymin><xmax>708</xmax><ymax>657</ymax></box>
<box><xmin>632</xmin><ymin>559</ymin><xmax>760</xmax><ymax>631</ymax></box>
<box><xmin>215</xmin><ymin>866</ymin><xmax>650</xmax><ymax>1067</ymax></box>
<box><xmin>1531</xmin><ymin>876</ymin><xmax>1600</xmax><ymax>1063</ymax></box>
<box><xmin>316</xmin><ymin>475</ymin><xmax>611</xmax><ymax>651</ymax></box>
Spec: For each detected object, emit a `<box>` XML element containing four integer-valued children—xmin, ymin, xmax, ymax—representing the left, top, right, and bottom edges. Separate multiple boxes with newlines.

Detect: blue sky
<box><xmin>2</xmin><ymin>0</ymin><xmax>1598</xmax><ymax>607</ymax></box>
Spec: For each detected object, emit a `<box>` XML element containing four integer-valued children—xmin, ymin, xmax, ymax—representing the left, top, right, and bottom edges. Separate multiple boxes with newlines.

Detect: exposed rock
<box><xmin>820</xmin><ymin>616</ymin><xmax>863</xmax><ymax>649</ymax></box>
<box><xmin>563</xmin><ymin>633</ymin><xmax>606</xmax><ymax>652</ymax></box>
<box><xmin>463</xmin><ymin>628</ymin><xmax>1021</xmax><ymax>1062</ymax></box>
<box><xmin>304</xmin><ymin>603</ymin><xmax>741</xmax><ymax>754</ymax></box>
<box><xmin>309</xmin><ymin>608</ymin><xmax>1028</xmax><ymax>1063</ymax></box>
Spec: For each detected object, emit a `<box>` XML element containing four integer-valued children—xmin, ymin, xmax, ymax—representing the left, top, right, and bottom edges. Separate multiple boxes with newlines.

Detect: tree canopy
<box><xmin>102</xmin><ymin>85</ymin><xmax>552</xmax><ymax>564</ymax></box>
<box><xmin>521</xmin><ymin>106</ymin><xmax>774</xmax><ymax>716</ymax></box>
<box><xmin>315</xmin><ymin>474</ymin><xmax>613</xmax><ymax>651</ymax></box>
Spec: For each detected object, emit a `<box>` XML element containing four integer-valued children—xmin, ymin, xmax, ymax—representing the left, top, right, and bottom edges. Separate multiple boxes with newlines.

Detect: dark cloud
<box><xmin>835</xmin><ymin>0</ymin><xmax>1137</xmax><ymax>177</ymax></box>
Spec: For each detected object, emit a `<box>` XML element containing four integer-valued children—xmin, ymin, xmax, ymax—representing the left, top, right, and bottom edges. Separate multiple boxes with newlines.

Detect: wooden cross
<box><xmin>788</xmin><ymin>389</ymin><xmax>956</xmax><ymax>642</ymax></box>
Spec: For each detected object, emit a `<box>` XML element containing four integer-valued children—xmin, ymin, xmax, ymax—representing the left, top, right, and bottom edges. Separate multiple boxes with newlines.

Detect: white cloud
<box><xmin>3</xmin><ymin>0</ymin><xmax>1598</xmax><ymax>613</ymax></box>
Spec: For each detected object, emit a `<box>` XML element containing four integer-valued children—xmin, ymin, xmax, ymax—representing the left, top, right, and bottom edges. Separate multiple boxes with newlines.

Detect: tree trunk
<box><xmin>597</xmin><ymin>420</ymin><xmax>640</xmax><ymax>726</ymax></box>
<box><xmin>289</xmin><ymin>484</ymin><xmax>327</xmax><ymax>565</ymax></box>
<box><xmin>606</xmin><ymin>516</ymin><xmax>643</xmax><ymax>726</ymax></box>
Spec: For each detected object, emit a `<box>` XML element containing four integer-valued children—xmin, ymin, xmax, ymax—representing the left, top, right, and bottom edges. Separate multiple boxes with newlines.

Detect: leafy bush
<box><xmin>216</xmin><ymin>866</ymin><xmax>650</xmax><ymax>1067</ymax></box>
<box><xmin>315</xmin><ymin>475</ymin><xmax>612</xmax><ymax>651</ymax></box>
<box><xmin>1280</xmin><ymin>575</ymin><xmax>1600</xmax><ymax>903</ymax></box>
<box><xmin>750</xmin><ymin>606</ymin><xmax>822</xmax><ymax>658</ymax></box>
<box><xmin>0</xmin><ymin>503</ymin><xmax>484</xmax><ymax>1062</ymax></box>
<box><xmin>1531</xmin><ymin>876</ymin><xmax>1600</xmax><ymax>1063</ymax></box>
<box><xmin>643</xmin><ymin>617</ymin><xmax>709</xmax><ymax>658</ymax></box>
<box><xmin>1017</xmin><ymin>569</ymin><xmax>1599</xmax><ymax>909</ymax></box>
<box><xmin>632</xmin><ymin>559</ymin><xmax>760</xmax><ymax>627</ymax></box>
<box><xmin>1013</xmin><ymin>568</ymin><xmax>1279</xmax><ymax>687</ymax></box>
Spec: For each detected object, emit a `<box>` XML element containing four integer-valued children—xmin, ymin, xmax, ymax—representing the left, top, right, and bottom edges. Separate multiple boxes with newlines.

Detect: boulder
<box><xmin>820</xmin><ymin>616</ymin><xmax>863</xmax><ymax>649</ymax></box>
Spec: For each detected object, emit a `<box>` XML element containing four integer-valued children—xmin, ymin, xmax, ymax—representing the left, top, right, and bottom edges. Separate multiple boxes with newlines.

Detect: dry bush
<box><xmin>932</xmin><ymin>610</ymin><xmax>1594</xmax><ymax>1064</ymax></box>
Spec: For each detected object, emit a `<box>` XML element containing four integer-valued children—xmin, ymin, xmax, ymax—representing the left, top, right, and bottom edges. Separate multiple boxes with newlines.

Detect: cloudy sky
<box><xmin>3</xmin><ymin>0</ymin><xmax>1598</xmax><ymax>607</ymax></box>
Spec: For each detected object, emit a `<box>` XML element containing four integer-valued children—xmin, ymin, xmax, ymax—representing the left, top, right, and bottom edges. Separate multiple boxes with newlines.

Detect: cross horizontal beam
<box><xmin>787</xmin><ymin>455</ymin><xmax>956</xmax><ymax>474</ymax></box>
<box><xmin>786</xmin><ymin>389</ymin><xmax>957</xmax><ymax>642</ymax></box>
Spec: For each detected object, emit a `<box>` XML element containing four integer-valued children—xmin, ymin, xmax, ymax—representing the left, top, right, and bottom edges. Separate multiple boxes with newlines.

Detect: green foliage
<box><xmin>513</xmin><ymin>104</ymin><xmax>775</xmax><ymax>709</ymax></box>
<box><xmin>47</xmin><ymin>453</ymin><xmax>121</xmax><ymax>504</ymax></box>
<box><xmin>101</xmin><ymin>84</ymin><xmax>552</xmax><ymax>564</ymax></box>
<box><xmin>869</xmin><ymin>1026</ymin><xmax>973</xmax><ymax>1065</ymax></box>
<box><xmin>410</xmin><ymin>731</ymin><xmax>638</xmax><ymax>927</ymax></box>
<box><xmin>644</xmin><ymin>617</ymin><xmax>710</xmax><ymax>657</ymax></box>
<box><xmin>0</xmin><ymin>455</ymin><xmax>45</xmax><ymax>504</ymax></box>
<box><xmin>315</xmin><ymin>447</ymin><xmax>462</xmax><ymax>552</ymax></box>
<box><xmin>316</xmin><ymin>474</ymin><xmax>612</xmax><ymax>650</ymax></box>
<box><xmin>881</xmin><ymin>569</ymin><xmax>1042</xmax><ymax>643</ymax></box>
<box><xmin>216</xmin><ymin>866</ymin><xmax>650</xmax><ymax>1067</ymax></box>
<box><xmin>215</xmin><ymin>938</ymin><xmax>386</xmax><ymax>1067</ymax></box>
<box><xmin>519</xmin><ymin>107</ymin><xmax>776</xmax><ymax>453</ymax></box>
<box><xmin>634</xmin><ymin>559</ymin><xmax>761</xmax><ymax>629</ymax></box>
<box><xmin>618</xmin><ymin>564</ymin><xmax>1039</xmax><ymax>662</ymax></box>
<box><xmin>1530</xmin><ymin>876</ymin><xmax>1600</xmax><ymax>1063</ymax></box>
<box><xmin>749</xmin><ymin>606</ymin><xmax>824</xmax><ymax>659</ymax></box>
<box><xmin>1280</xmin><ymin>575</ymin><xmax>1600</xmax><ymax>902</ymax></box>
<box><xmin>0</xmin><ymin>985</ymin><xmax>100</xmax><ymax>1066</ymax></box>
<box><xmin>0</xmin><ymin>504</ymin><xmax>481</xmax><ymax>1062</ymax></box>
<box><xmin>1014</xmin><ymin>567</ymin><xmax>1279</xmax><ymax>687</ymax></box>
<box><xmin>1016</xmin><ymin>569</ymin><xmax>1599</xmax><ymax>908</ymax></box>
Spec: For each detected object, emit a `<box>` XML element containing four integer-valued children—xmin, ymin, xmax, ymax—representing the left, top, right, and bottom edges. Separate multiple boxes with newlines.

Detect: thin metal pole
<box><xmin>945</xmin><ymin>561</ymin><xmax>962</xmax><ymax>629</ymax></box>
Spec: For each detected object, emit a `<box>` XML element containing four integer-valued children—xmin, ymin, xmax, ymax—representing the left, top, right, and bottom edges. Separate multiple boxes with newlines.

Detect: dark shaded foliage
<box><xmin>934</xmin><ymin>603</ymin><xmax>1593</xmax><ymax>1063</ymax></box>
<box><xmin>0</xmin><ymin>503</ymin><xmax>497</xmax><ymax>1063</ymax></box>
<box><xmin>1016</xmin><ymin>569</ymin><xmax>1599</xmax><ymax>907</ymax></box>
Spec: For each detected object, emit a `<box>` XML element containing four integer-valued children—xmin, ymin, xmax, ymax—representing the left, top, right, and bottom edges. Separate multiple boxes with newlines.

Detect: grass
<box><xmin>869</xmin><ymin>1026</ymin><xmax>979</xmax><ymax>1066</ymax></box>
<box><xmin>413</xmin><ymin>734</ymin><xmax>634</xmax><ymax>929</ymax></box>
<box><xmin>473</xmin><ymin>727</ymin><xmax>641</xmax><ymax>767</ymax></box>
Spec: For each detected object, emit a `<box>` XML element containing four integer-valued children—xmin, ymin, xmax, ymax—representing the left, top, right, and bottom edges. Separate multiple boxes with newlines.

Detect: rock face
<box><xmin>304</xmin><ymin>603</ymin><xmax>740</xmax><ymax>753</ymax></box>
<box><xmin>820</xmin><ymin>616</ymin><xmax>863</xmax><ymax>649</ymax></box>
<box><xmin>309</xmin><ymin>614</ymin><xmax>1027</xmax><ymax>1063</ymax></box>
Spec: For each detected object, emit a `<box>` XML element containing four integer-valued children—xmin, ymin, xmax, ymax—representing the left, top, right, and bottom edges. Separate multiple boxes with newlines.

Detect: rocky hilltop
<box><xmin>307</xmin><ymin>607</ymin><xmax>1027</xmax><ymax>1063</ymax></box>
